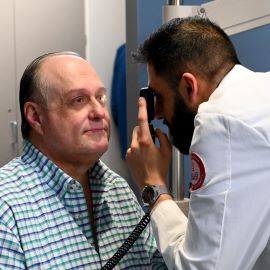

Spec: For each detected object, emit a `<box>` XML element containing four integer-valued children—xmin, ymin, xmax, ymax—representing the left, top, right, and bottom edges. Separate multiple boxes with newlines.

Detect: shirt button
<box><xmin>68</xmin><ymin>180</ymin><xmax>81</xmax><ymax>191</ymax></box>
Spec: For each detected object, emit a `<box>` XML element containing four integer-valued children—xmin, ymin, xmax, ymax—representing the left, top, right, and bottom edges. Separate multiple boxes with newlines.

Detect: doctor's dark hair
<box><xmin>132</xmin><ymin>16</ymin><xmax>240</xmax><ymax>90</ymax></box>
<box><xmin>19</xmin><ymin>51</ymin><xmax>80</xmax><ymax>140</ymax></box>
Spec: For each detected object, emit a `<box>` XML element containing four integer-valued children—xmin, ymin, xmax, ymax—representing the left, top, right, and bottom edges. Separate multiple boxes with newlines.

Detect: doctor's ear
<box><xmin>181</xmin><ymin>72</ymin><xmax>199</xmax><ymax>106</ymax></box>
<box><xmin>24</xmin><ymin>101</ymin><xmax>44</xmax><ymax>135</ymax></box>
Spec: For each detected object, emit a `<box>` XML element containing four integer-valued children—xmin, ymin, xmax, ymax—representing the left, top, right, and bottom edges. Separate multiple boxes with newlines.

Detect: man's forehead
<box><xmin>39</xmin><ymin>54</ymin><xmax>103</xmax><ymax>91</ymax></box>
<box><xmin>39</xmin><ymin>55</ymin><xmax>94</xmax><ymax>83</ymax></box>
<box><xmin>40</xmin><ymin>54</ymin><xmax>84</xmax><ymax>70</ymax></box>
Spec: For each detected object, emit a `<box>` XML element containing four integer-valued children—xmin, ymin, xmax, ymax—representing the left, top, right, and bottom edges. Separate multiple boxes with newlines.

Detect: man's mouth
<box><xmin>85</xmin><ymin>128</ymin><xmax>106</xmax><ymax>133</ymax></box>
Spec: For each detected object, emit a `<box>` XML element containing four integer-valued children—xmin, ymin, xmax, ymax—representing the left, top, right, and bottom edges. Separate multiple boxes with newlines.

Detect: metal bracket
<box><xmin>10</xmin><ymin>121</ymin><xmax>18</xmax><ymax>145</ymax></box>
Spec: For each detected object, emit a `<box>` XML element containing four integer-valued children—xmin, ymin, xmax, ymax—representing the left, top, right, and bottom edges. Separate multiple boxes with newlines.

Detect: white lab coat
<box><xmin>151</xmin><ymin>65</ymin><xmax>270</xmax><ymax>270</ymax></box>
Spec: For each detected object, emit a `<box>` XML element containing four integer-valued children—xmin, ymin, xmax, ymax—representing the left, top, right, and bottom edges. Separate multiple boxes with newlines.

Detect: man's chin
<box><xmin>91</xmin><ymin>141</ymin><xmax>109</xmax><ymax>155</ymax></box>
<box><xmin>80</xmin><ymin>145</ymin><xmax>108</xmax><ymax>164</ymax></box>
<box><xmin>79</xmin><ymin>137</ymin><xmax>108</xmax><ymax>154</ymax></box>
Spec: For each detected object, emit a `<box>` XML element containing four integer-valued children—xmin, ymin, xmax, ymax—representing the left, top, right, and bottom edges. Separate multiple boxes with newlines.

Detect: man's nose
<box><xmin>88</xmin><ymin>98</ymin><xmax>106</xmax><ymax>119</ymax></box>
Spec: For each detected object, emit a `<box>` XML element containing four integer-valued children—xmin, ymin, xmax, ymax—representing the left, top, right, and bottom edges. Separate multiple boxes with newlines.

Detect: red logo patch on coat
<box><xmin>191</xmin><ymin>152</ymin><xmax>205</xmax><ymax>190</ymax></box>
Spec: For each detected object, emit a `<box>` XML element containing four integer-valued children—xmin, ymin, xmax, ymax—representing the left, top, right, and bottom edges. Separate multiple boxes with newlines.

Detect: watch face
<box><xmin>142</xmin><ymin>186</ymin><xmax>155</xmax><ymax>205</ymax></box>
<box><xmin>142</xmin><ymin>185</ymin><xmax>169</xmax><ymax>207</ymax></box>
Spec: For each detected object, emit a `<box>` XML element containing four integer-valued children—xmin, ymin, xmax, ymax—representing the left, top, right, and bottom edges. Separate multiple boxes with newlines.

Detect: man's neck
<box><xmin>28</xmin><ymin>137</ymin><xmax>100</xmax><ymax>251</ymax></box>
<box><xmin>29</xmin><ymin>137</ymin><xmax>96</xmax><ymax>185</ymax></box>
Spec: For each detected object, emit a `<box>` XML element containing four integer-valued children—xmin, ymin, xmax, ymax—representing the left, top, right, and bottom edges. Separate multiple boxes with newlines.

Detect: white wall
<box><xmin>85</xmin><ymin>0</ymin><xmax>128</xmax><ymax>179</ymax></box>
<box><xmin>0</xmin><ymin>0</ymin><xmax>86</xmax><ymax>166</ymax></box>
<box><xmin>15</xmin><ymin>0</ymin><xmax>86</xmax><ymax>155</ymax></box>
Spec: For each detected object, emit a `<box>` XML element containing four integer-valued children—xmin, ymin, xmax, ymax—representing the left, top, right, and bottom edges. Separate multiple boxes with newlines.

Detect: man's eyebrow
<box><xmin>64</xmin><ymin>87</ymin><xmax>107</xmax><ymax>97</ymax></box>
<box><xmin>98</xmin><ymin>87</ymin><xmax>107</xmax><ymax>93</ymax></box>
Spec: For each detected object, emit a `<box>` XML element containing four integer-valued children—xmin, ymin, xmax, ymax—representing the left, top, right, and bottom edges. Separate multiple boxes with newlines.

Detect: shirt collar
<box><xmin>21</xmin><ymin>141</ymin><xmax>116</xmax><ymax>202</ymax></box>
<box><xmin>22</xmin><ymin>140</ymin><xmax>76</xmax><ymax>199</ymax></box>
<box><xmin>89</xmin><ymin>159</ymin><xmax>120</xmax><ymax>205</ymax></box>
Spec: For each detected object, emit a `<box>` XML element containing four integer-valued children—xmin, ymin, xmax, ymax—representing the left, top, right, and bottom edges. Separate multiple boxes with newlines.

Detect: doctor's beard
<box><xmin>164</xmin><ymin>92</ymin><xmax>195</xmax><ymax>155</ymax></box>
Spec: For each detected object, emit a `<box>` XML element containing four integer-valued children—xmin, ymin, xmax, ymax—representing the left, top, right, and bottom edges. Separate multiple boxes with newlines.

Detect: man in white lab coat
<box><xmin>126</xmin><ymin>16</ymin><xmax>270</xmax><ymax>269</ymax></box>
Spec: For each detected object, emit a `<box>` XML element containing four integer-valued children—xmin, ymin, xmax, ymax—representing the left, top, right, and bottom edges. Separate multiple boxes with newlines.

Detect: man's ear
<box><xmin>24</xmin><ymin>102</ymin><xmax>44</xmax><ymax>135</ymax></box>
<box><xmin>181</xmin><ymin>72</ymin><xmax>199</xmax><ymax>106</ymax></box>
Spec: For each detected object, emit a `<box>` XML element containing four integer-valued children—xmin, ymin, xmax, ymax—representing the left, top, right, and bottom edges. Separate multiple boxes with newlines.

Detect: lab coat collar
<box><xmin>218</xmin><ymin>64</ymin><xmax>253</xmax><ymax>88</ymax></box>
<box><xmin>210</xmin><ymin>65</ymin><xmax>254</xmax><ymax>101</ymax></box>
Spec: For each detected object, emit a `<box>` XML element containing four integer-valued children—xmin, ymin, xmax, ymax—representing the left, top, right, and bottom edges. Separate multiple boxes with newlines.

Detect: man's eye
<box><xmin>72</xmin><ymin>96</ymin><xmax>88</xmax><ymax>105</ymax></box>
<box><xmin>97</xmin><ymin>94</ymin><xmax>107</xmax><ymax>105</ymax></box>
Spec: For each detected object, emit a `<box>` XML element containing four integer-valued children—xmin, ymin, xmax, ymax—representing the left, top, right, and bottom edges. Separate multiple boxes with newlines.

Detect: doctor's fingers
<box><xmin>155</xmin><ymin>128</ymin><xmax>172</xmax><ymax>160</ymax></box>
<box><xmin>126</xmin><ymin>128</ymin><xmax>141</xmax><ymax>165</ymax></box>
<box><xmin>138</xmin><ymin>97</ymin><xmax>151</xmax><ymax>142</ymax></box>
<box><xmin>126</xmin><ymin>124</ymin><xmax>151</xmax><ymax>158</ymax></box>
<box><xmin>129</xmin><ymin>126</ymin><xmax>140</xmax><ymax>150</ymax></box>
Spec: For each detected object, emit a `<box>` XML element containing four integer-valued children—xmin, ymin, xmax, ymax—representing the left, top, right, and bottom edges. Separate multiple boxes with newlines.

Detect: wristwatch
<box><xmin>141</xmin><ymin>185</ymin><xmax>170</xmax><ymax>207</ymax></box>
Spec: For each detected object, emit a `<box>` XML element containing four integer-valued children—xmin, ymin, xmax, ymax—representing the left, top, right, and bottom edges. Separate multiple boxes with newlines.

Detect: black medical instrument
<box><xmin>101</xmin><ymin>212</ymin><xmax>150</xmax><ymax>270</ymax></box>
<box><xmin>139</xmin><ymin>87</ymin><xmax>156</xmax><ymax>142</ymax></box>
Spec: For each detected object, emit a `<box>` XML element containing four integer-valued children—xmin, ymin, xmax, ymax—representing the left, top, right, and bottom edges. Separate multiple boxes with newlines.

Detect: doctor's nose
<box><xmin>155</xmin><ymin>102</ymin><xmax>163</xmax><ymax>120</ymax></box>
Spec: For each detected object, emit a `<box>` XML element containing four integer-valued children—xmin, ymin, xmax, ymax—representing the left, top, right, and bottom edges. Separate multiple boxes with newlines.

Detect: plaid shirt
<box><xmin>0</xmin><ymin>141</ymin><xmax>166</xmax><ymax>269</ymax></box>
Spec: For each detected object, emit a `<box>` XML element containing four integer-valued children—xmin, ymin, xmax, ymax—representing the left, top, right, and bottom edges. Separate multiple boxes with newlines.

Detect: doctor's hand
<box><xmin>126</xmin><ymin>97</ymin><xmax>172</xmax><ymax>191</ymax></box>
